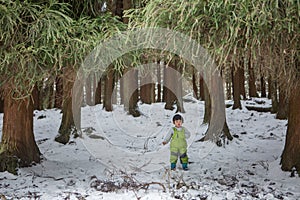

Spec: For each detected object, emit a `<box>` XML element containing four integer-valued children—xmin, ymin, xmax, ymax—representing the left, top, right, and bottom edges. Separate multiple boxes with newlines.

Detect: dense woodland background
<box><xmin>0</xmin><ymin>0</ymin><xmax>299</xmax><ymax>177</ymax></box>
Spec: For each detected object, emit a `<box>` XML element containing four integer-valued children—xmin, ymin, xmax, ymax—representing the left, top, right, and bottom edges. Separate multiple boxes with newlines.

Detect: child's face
<box><xmin>174</xmin><ymin>119</ymin><xmax>182</xmax><ymax>128</ymax></box>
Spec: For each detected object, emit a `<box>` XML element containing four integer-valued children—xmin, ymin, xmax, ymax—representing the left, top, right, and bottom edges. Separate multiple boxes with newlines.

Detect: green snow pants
<box><xmin>170</xmin><ymin>147</ymin><xmax>188</xmax><ymax>164</ymax></box>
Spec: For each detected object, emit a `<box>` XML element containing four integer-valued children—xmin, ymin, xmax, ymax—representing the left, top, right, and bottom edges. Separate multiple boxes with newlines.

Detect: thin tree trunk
<box><xmin>95</xmin><ymin>78</ymin><xmax>102</xmax><ymax>105</ymax></box>
<box><xmin>232</xmin><ymin>65</ymin><xmax>242</xmax><ymax>109</ymax></box>
<box><xmin>156</xmin><ymin>62</ymin><xmax>162</xmax><ymax>102</ymax></box>
<box><xmin>175</xmin><ymin>59</ymin><xmax>184</xmax><ymax>113</ymax></box>
<box><xmin>270</xmin><ymin>79</ymin><xmax>278</xmax><ymax>114</ymax></box>
<box><xmin>163</xmin><ymin>64</ymin><xmax>177</xmax><ymax>111</ymax></box>
<box><xmin>55</xmin><ymin>67</ymin><xmax>78</xmax><ymax>144</ymax></box>
<box><xmin>203</xmin><ymin>82</ymin><xmax>211</xmax><ymax>124</ymax></box>
<box><xmin>260</xmin><ymin>76</ymin><xmax>266</xmax><ymax>98</ymax></box>
<box><xmin>85</xmin><ymin>73</ymin><xmax>93</xmax><ymax>106</ymax></box>
<box><xmin>0</xmin><ymin>82</ymin><xmax>40</xmax><ymax>174</ymax></box>
<box><xmin>54</xmin><ymin>76</ymin><xmax>63</xmax><ymax>109</ymax></box>
<box><xmin>248</xmin><ymin>58</ymin><xmax>258</xmax><ymax>97</ymax></box>
<box><xmin>0</xmin><ymin>98</ymin><xmax>3</xmax><ymax>113</ymax></box>
<box><xmin>199</xmin><ymin>72</ymin><xmax>205</xmax><ymax>100</ymax></box>
<box><xmin>192</xmin><ymin>68</ymin><xmax>198</xmax><ymax>99</ymax></box>
<box><xmin>239</xmin><ymin>65</ymin><xmax>246</xmax><ymax>100</ymax></box>
<box><xmin>268</xmin><ymin>76</ymin><xmax>272</xmax><ymax>99</ymax></box>
<box><xmin>280</xmin><ymin>83</ymin><xmax>300</xmax><ymax>174</ymax></box>
<box><xmin>276</xmin><ymin>86</ymin><xmax>288</xmax><ymax>119</ymax></box>
<box><xmin>103</xmin><ymin>68</ymin><xmax>114</xmax><ymax>112</ymax></box>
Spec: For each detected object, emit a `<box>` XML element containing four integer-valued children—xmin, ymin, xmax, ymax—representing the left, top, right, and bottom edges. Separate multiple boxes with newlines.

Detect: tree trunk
<box><xmin>270</xmin><ymin>79</ymin><xmax>278</xmax><ymax>114</ymax></box>
<box><xmin>54</xmin><ymin>76</ymin><xmax>63</xmax><ymax>109</ymax></box>
<box><xmin>156</xmin><ymin>62</ymin><xmax>162</xmax><ymax>102</ymax></box>
<box><xmin>85</xmin><ymin>73</ymin><xmax>93</xmax><ymax>106</ymax></box>
<box><xmin>55</xmin><ymin>67</ymin><xmax>78</xmax><ymax>144</ymax></box>
<box><xmin>199</xmin><ymin>72</ymin><xmax>205</xmax><ymax>100</ymax></box>
<box><xmin>0</xmin><ymin>98</ymin><xmax>3</xmax><ymax>113</ymax></box>
<box><xmin>163</xmin><ymin>64</ymin><xmax>177</xmax><ymax>110</ymax></box>
<box><xmin>232</xmin><ymin>65</ymin><xmax>242</xmax><ymax>109</ymax></box>
<box><xmin>239</xmin><ymin>65</ymin><xmax>246</xmax><ymax>100</ymax></box>
<box><xmin>95</xmin><ymin>78</ymin><xmax>102</xmax><ymax>105</ymax></box>
<box><xmin>267</xmin><ymin>76</ymin><xmax>272</xmax><ymax>99</ymax></box>
<box><xmin>260</xmin><ymin>76</ymin><xmax>267</xmax><ymax>98</ymax></box>
<box><xmin>276</xmin><ymin>86</ymin><xmax>288</xmax><ymax>119</ymax></box>
<box><xmin>32</xmin><ymin>84</ymin><xmax>41</xmax><ymax>110</ymax></box>
<box><xmin>248</xmin><ymin>58</ymin><xmax>258</xmax><ymax>97</ymax></box>
<box><xmin>103</xmin><ymin>68</ymin><xmax>114</xmax><ymax>112</ymax></box>
<box><xmin>175</xmin><ymin>59</ymin><xmax>184</xmax><ymax>113</ymax></box>
<box><xmin>280</xmin><ymin>83</ymin><xmax>300</xmax><ymax>174</ymax></box>
<box><xmin>0</xmin><ymin>83</ymin><xmax>40</xmax><ymax>174</ymax></box>
<box><xmin>203</xmin><ymin>82</ymin><xmax>211</xmax><ymax>124</ymax></box>
<box><xmin>123</xmin><ymin>68</ymin><xmax>140</xmax><ymax>117</ymax></box>
<box><xmin>140</xmin><ymin>64</ymin><xmax>155</xmax><ymax>104</ymax></box>
<box><xmin>192</xmin><ymin>68</ymin><xmax>198</xmax><ymax>99</ymax></box>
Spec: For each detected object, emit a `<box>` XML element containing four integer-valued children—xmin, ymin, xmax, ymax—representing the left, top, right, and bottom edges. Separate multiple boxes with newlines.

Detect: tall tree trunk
<box><xmin>199</xmin><ymin>72</ymin><xmax>205</xmax><ymax>100</ymax></box>
<box><xmin>85</xmin><ymin>73</ymin><xmax>93</xmax><ymax>106</ymax></box>
<box><xmin>0</xmin><ymin>82</ymin><xmax>40</xmax><ymax>174</ymax></box>
<box><xmin>0</xmin><ymin>98</ymin><xmax>3</xmax><ymax>113</ymax></box>
<box><xmin>32</xmin><ymin>84</ymin><xmax>41</xmax><ymax>110</ymax></box>
<box><xmin>267</xmin><ymin>76</ymin><xmax>273</xmax><ymax>99</ymax></box>
<box><xmin>175</xmin><ymin>59</ymin><xmax>184</xmax><ymax>113</ymax></box>
<box><xmin>55</xmin><ymin>67</ymin><xmax>78</xmax><ymax>144</ymax></box>
<box><xmin>239</xmin><ymin>64</ymin><xmax>246</xmax><ymax>100</ymax></box>
<box><xmin>140</xmin><ymin>64</ymin><xmax>155</xmax><ymax>104</ymax></box>
<box><xmin>54</xmin><ymin>76</ymin><xmax>63</xmax><ymax>109</ymax></box>
<box><xmin>163</xmin><ymin>64</ymin><xmax>177</xmax><ymax>110</ymax></box>
<box><xmin>103</xmin><ymin>68</ymin><xmax>114</xmax><ymax>112</ymax></box>
<box><xmin>123</xmin><ymin>68</ymin><xmax>140</xmax><ymax>117</ymax></box>
<box><xmin>232</xmin><ymin>65</ymin><xmax>242</xmax><ymax>109</ymax></box>
<box><xmin>280</xmin><ymin>83</ymin><xmax>300</xmax><ymax>174</ymax></box>
<box><xmin>95</xmin><ymin>78</ymin><xmax>102</xmax><ymax>105</ymax></box>
<box><xmin>276</xmin><ymin>86</ymin><xmax>288</xmax><ymax>119</ymax></box>
<box><xmin>248</xmin><ymin>58</ymin><xmax>258</xmax><ymax>97</ymax></box>
<box><xmin>270</xmin><ymin>79</ymin><xmax>278</xmax><ymax>114</ymax></box>
<box><xmin>260</xmin><ymin>76</ymin><xmax>267</xmax><ymax>98</ymax></box>
<box><xmin>192</xmin><ymin>68</ymin><xmax>198</xmax><ymax>99</ymax></box>
<box><xmin>156</xmin><ymin>62</ymin><xmax>162</xmax><ymax>102</ymax></box>
<box><xmin>203</xmin><ymin>82</ymin><xmax>211</xmax><ymax>124</ymax></box>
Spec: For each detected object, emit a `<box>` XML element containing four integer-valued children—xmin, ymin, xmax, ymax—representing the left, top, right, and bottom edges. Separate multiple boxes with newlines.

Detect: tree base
<box><xmin>0</xmin><ymin>152</ymin><xmax>19</xmax><ymax>175</ymax></box>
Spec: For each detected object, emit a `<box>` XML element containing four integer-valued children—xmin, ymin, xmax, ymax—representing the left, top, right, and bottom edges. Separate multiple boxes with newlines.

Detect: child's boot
<box><xmin>182</xmin><ymin>163</ymin><xmax>188</xmax><ymax>171</ymax></box>
<box><xmin>171</xmin><ymin>163</ymin><xmax>176</xmax><ymax>170</ymax></box>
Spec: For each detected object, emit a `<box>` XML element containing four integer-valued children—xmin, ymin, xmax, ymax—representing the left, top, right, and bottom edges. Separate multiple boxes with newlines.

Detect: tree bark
<box><xmin>203</xmin><ymin>82</ymin><xmax>211</xmax><ymax>124</ymax></box>
<box><xmin>55</xmin><ymin>67</ymin><xmax>78</xmax><ymax>144</ymax></box>
<box><xmin>248</xmin><ymin>58</ymin><xmax>258</xmax><ymax>97</ymax></box>
<box><xmin>0</xmin><ymin>83</ymin><xmax>40</xmax><ymax>174</ymax></box>
<box><xmin>54</xmin><ymin>76</ymin><xmax>63</xmax><ymax>109</ymax></box>
<box><xmin>192</xmin><ymin>68</ymin><xmax>198</xmax><ymax>99</ymax></box>
<box><xmin>270</xmin><ymin>79</ymin><xmax>278</xmax><ymax>114</ymax></box>
<box><xmin>260</xmin><ymin>76</ymin><xmax>266</xmax><ymax>98</ymax></box>
<box><xmin>276</xmin><ymin>86</ymin><xmax>288</xmax><ymax>119</ymax></box>
<box><xmin>232</xmin><ymin>65</ymin><xmax>242</xmax><ymax>109</ymax></box>
<box><xmin>280</xmin><ymin>83</ymin><xmax>300</xmax><ymax>174</ymax></box>
<box><xmin>95</xmin><ymin>78</ymin><xmax>102</xmax><ymax>105</ymax></box>
<box><xmin>103</xmin><ymin>68</ymin><xmax>114</xmax><ymax>112</ymax></box>
<box><xmin>199</xmin><ymin>72</ymin><xmax>205</xmax><ymax>100</ymax></box>
<box><xmin>85</xmin><ymin>73</ymin><xmax>93</xmax><ymax>106</ymax></box>
<box><xmin>163</xmin><ymin>64</ymin><xmax>177</xmax><ymax>110</ymax></box>
<box><xmin>123</xmin><ymin>68</ymin><xmax>140</xmax><ymax>117</ymax></box>
<box><xmin>156</xmin><ymin>62</ymin><xmax>162</xmax><ymax>102</ymax></box>
<box><xmin>140</xmin><ymin>64</ymin><xmax>155</xmax><ymax>104</ymax></box>
<box><xmin>32</xmin><ymin>84</ymin><xmax>41</xmax><ymax>110</ymax></box>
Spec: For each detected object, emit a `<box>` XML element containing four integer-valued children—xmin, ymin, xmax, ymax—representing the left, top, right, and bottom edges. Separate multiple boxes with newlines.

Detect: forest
<box><xmin>0</xmin><ymin>0</ymin><xmax>299</xmax><ymax>198</ymax></box>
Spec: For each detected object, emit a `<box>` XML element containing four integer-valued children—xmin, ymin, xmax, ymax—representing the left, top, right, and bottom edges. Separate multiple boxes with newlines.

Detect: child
<box><xmin>162</xmin><ymin>114</ymin><xmax>190</xmax><ymax>170</ymax></box>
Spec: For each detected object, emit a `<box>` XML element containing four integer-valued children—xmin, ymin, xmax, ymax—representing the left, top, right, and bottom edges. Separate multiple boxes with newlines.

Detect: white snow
<box><xmin>0</xmin><ymin>95</ymin><xmax>299</xmax><ymax>199</ymax></box>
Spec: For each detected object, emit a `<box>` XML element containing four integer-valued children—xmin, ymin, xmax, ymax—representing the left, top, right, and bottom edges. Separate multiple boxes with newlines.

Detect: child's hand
<box><xmin>162</xmin><ymin>141</ymin><xmax>167</xmax><ymax>145</ymax></box>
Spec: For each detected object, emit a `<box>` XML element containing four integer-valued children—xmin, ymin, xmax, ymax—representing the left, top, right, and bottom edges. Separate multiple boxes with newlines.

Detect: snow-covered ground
<box><xmin>0</xmin><ymin>96</ymin><xmax>299</xmax><ymax>199</ymax></box>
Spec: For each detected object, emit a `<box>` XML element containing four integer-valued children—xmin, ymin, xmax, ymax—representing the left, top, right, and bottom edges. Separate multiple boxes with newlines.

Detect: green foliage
<box><xmin>0</xmin><ymin>0</ymin><xmax>125</xmax><ymax>97</ymax></box>
<box><xmin>126</xmin><ymin>0</ymin><xmax>299</xmax><ymax>85</ymax></box>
